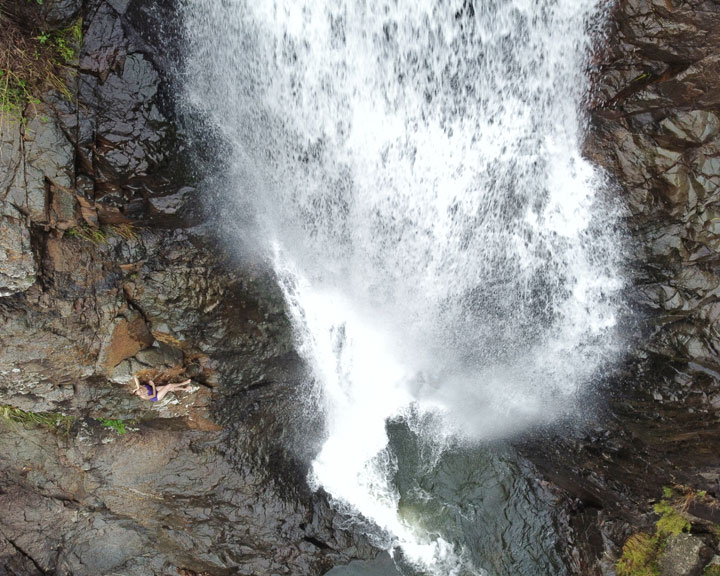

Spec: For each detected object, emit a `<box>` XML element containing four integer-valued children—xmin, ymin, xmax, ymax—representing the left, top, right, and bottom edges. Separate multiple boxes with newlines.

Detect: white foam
<box><xmin>182</xmin><ymin>0</ymin><xmax>620</xmax><ymax>572</ymax></box>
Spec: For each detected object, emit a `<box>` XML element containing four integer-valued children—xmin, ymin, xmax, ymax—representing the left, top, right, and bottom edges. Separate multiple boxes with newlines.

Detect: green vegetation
<box><xmin>654</xmin><ymin>499</ymin><xmax>690</xmax><ymax>538</ymax></box>
<box><xmin>616</xmin><ymin>533</ymin><xmax>660</xmax><ymax>576</ymax></box>
<box><xmin>633</xmin><ymin>71</ymin><xmax>654</xmax><ymax>83</ymax></box>
<box><xmin>0</xmin><ymin>403</ymin><xmax>74</xmax><ymax>435</ymax></box>
<box><xmin>704</xmin><ymin>565</ymin><xmax>720</xmax><ymax>576</ymax></box>
<box><xmin>713</xmin><ymin>524</ymin><xmax>720</xmax><ymax>539</ymax></box>
<box><xmin>0</xmin><ymin>404</ymin><xmax>132</xmax><ymax>437</ymax></box>
<box><xmin>110</xmin><ymin>223</ymin><xmax>137</xmax><ymax>242</ymax></box>
<box><xmin>66</xmin><ymin>224</ymin><xmax>108</xmax><ymax>245</ymax></box>
<box><xmin>616</xmin><ymin>486</ymin><xmax>696</xmax><ymax>576</ymax></box>
<box><xmin>66</xmin><ymin>224</ymin><xmax>137</xmax><ymax>245</ymax></box>
<box><xmin>36</xmin><ymin>20</ymin><xmax>82</xmax><ymax>65</ymax></box>
<box><xmin>98</xmin><ymin>418</ymin><xmax>127</xmax><ymax>435</ymax></box>
<box><xmin>0</xmin><ymin>7</ymin><xmax>81</xmax><ymax>122</ymax></box>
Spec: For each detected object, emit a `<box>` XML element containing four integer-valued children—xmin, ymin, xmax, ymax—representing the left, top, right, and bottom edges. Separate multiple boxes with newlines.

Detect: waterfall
<box><xmin>183</xmin><ymin>0</ymin><xmax>622</xmax><ymax>573</ymax></box>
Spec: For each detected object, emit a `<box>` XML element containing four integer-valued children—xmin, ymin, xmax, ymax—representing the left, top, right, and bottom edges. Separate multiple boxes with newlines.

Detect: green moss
<box><xmin>0</xmin><ymin>403</ymin><xmax>74</xmax><ymax>435</ymax></box>
<box><xmin>98</xmin><ymin>418</ymin><xmax>127</xmax><ymax>435</ymax></box>
<box><xmin>654</xmin><ymin>500</ymin><xmax>691</xmax><ymax>538</ymax></box>
<box><xmin>617</xmin><ymin>488</ymin><xmax>694</xmax><ymax>575</ymax></box>
<box><xmin>704</xmin><ymin>565</ymin><xmax>720</xmax><ymax>576</ymax></box>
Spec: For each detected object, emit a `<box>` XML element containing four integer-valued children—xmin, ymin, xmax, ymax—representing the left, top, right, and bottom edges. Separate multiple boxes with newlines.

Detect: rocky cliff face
<box><xmin>520</xmin><ymin>1</ymin><xmax>720</xmax><ymax>573</ymax></box>
<box><xmin>0</xmin><ymin>1</ymin><xmax>373</xmax><ymax>574</ymax></box>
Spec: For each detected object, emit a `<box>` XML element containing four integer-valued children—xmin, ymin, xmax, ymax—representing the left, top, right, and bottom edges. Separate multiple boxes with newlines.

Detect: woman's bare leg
<box><xmin>154</xmin><ymin>380</ymin><xmax>192</xmax><ymax>402</ymax></box>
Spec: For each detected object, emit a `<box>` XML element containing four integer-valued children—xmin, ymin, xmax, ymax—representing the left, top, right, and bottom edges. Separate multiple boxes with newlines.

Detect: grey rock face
<box><xmin>584</xmin><ymin>0</ymin><xmax>720</xmax><ymax>377</ymax></box>
<box><xmin>659</xmin><ymin>534</ymin><xmax>711</xmax><ymax>576</ymax></box>
<box><xmin>0</xmin><ymin>420</ymin><xmax>374</xmax><ymax>576</ymax></box>
<box><xmin>520</xmin><ymin>1</ymin><xmax>720</xmax><ymax>573</ymax></box>
<box><xmin>0</xmin><ymin>213</ymin><xmax>36</xmax><ymax>296</ymax></box>
<box><xmin>0</xmin><ymin>1</ymin><xmax>376</xmax><ymax>575</ymax></box>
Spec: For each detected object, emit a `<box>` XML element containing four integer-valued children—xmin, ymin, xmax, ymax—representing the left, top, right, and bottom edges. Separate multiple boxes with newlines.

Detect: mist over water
<box><xmin>183</xmin><ymin>0</ymin><xmax>622</xmax><ymax>573</ymax></box>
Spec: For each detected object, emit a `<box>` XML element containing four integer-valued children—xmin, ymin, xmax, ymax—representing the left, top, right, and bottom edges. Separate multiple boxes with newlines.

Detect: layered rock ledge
<box><xmin>0</xmin><ymin>1</ymin><xmax>373</xmax><ymax>574</ymax></box>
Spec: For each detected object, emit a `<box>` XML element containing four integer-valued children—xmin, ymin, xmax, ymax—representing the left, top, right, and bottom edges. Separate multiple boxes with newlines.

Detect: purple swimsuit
<box><xmin>144</xmin><ymin>384</ymin><xmax>159</xmax><ymax>402</ymax></box>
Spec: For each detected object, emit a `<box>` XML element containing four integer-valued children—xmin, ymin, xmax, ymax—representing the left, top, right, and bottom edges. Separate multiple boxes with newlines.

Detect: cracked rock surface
<box><xmin>0</xmin><ymin>1</ymin><xmax>374</xmax><ymax>574</ymax></box>
<box><xmin>519</xmin><ymin>2</ymin><xmax>720</xmax><ymax>574</ymax></box>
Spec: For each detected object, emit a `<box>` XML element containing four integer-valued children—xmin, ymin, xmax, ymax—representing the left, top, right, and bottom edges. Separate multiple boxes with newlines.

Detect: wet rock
<box><xmin>0</xmin><ymin>533</ymin><xmax>44</xmax><ymax>576</ymax></box>
<box><xmin>0</xmin><ymin>120</ymin><xmax>23</xmax><ymax>198</ymax></box>
<box><xmin>522</xmin><ymin>1</ymin><xmax>720</xmax><ymax>570</ymax></box>
<box><xmin>41</xmin><ymin>0</ymin><xmax>83</xmax><ymax>27</ymax></box>
<box><xmin>0</xmin><ymin>417</ymin><xmax>372</xmax><ymax>576</ymax></box>
<box><xmin>588</xmin><ymin>0</ymin><xmax>720</xmax><ymax>369</ymax></box>
<box><xmin>660</xmin><ymin>111</ymin><xmax>720</xmax><ymax>145</ymax></box>
<box><xmin>0</xmin><ymin>213</ymin><xmax>36</xmax><ymax>296</ymax></box>
<box><xmin>78</xmin><ymin>52</ymin><xmax>165</xmax><ymax>195</ymax></box>
<box><xmin>4</xmin><ymin>111</ymin><xmax>75</xmax><ymax>224</ymax></box>
<box><xmin>79</xmin><ymin>2</ymin><xmax>127</xmax><ymax>81</ymax></box>
<box><xmin>97</xmin><ymin>312</ymin><xmax>154</xmax><ymax>371</ymax></box>
<box><xmin>0</xmin><ymin>2</ymin><xmax>377</xmax><ymax>574</ymax></box>
<box><xmin>658</xmin><ymin>534</ymin><xmax>711</xmax><ymax>576</ymax></box>
<box><xmin>134</xmin><ymin>341</ymin><xmax>184</xmax><ymax>369</ymax></box>
<box><xmin>147</xmin><ymin>187</ymin><xmax>200</xmax><ymax>227</ymax></box>
<box><xmin>3</xmin><ymin>0</ymin><xmax>81</xmax><ymax>30</ymax></box>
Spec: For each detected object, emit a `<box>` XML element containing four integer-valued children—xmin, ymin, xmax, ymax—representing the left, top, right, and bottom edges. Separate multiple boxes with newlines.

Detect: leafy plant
<box><xmin>98</xmin><ymin>418</ymin><xmax>127</xmax><ymax>435</ymax></box>
<box><xmin>616</xmin><ymin>533</ymin><xmax>660</xmax><ymax>576</ymax></box>
<box><xmin>0</xmin><ymin>403</ymin><xmax>74</xmax><ymax>435</ymax></box>
<box><xmin>66</xmin><ymin>225</ymin><xmax>108</xmax><ymax>245</ymax></box>
<box><xmin>0</xmin><ymin>11</ymin><xmax>80</xmax><ymax>122</ymax></box>
<box><xmin>617</xmin><ymin>487</ymin><xmax>696</xmax><ymax>576</ymax></box>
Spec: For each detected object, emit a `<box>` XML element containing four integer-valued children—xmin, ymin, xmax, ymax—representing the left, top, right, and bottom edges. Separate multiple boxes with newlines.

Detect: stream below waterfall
<box><xmin>182</xmin><ymin>0</ymin><xmax>624</xmax><ymax>574</ymax></box>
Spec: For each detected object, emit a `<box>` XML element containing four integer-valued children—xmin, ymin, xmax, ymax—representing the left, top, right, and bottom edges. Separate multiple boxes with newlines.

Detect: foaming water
<box><xmin>183</xmin><ymin>0</ymin><xmax>621</xmax><ymax>573</ymax></box>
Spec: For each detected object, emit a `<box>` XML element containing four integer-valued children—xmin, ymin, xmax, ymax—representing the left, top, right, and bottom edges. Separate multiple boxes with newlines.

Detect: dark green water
<box><xmin>328</xmin><ymin>416</ymin><xmax>567</xmax><ymax>576</ymax></box>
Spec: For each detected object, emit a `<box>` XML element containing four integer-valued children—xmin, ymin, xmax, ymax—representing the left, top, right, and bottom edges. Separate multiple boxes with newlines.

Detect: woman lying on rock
<box><xmin>133</xmin><ymin>376</ymin><xmax>192</xmax><ymax>403</ymax></box>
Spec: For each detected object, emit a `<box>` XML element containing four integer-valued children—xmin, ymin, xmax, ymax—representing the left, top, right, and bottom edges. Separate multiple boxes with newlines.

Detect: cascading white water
<box><xmin>183</xmin><ymin>0</ymin><xmax>622</xmax><ymax>573</ymax></box>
